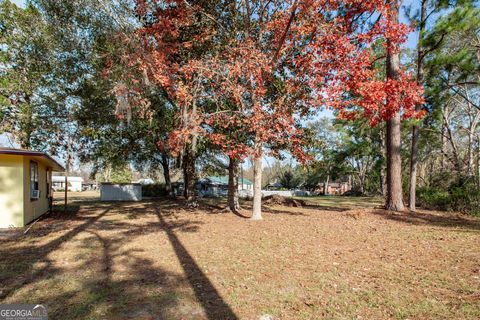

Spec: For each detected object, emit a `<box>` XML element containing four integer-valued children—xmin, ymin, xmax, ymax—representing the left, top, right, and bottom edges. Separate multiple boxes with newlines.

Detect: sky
<box><xmin>0</xmin><ymin>133</ymin><xmax>18</xmax><ymax>148</ymax></box>
<box><xmin>11</xmin><ymin>0</ymin><xmax>24</xmax><ymax>7</ymax></box>
<box><xmin>10</xmin><ymin>0</ymin><xmax>420</xmax><ymax>46</ymax></box>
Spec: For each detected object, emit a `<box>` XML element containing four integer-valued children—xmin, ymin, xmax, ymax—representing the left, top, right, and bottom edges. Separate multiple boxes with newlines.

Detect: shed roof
<box><xmin>52</xmin><ymin>176</ymin><xmax>84</xmax><ymax>183</ymax></box>
<box><xmin>0</xmin><ymin>148</ymin><xmax>65</xmax><ymax>172</ymax></box>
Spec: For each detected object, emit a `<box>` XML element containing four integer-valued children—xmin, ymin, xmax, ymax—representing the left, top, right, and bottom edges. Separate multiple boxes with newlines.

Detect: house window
<box><xmin>30</xmin><ymin>161</ymin><xmax>39</xmax><ymax>200</ymax></box>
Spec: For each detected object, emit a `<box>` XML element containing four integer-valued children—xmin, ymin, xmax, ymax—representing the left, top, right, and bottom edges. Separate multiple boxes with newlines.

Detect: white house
<box><xmin>134</xmin><ymin>178</ymin><xmax>155</xmax><ymax>185</ymax></box>
<box><xmin>52</xmin><ymin>175</ymin><xmax>84</xmax><ymax>192</ymax></box>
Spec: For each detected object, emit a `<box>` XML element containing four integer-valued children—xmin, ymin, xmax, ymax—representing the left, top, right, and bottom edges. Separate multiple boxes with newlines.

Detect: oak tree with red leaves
<box><xmin>125</xmin><ymin>0</ymin><xmax>423</xmax><ymax>216</ymax></box>
<box><xmin>130</xmin><ymin>0</ymin><xmax>226</xmax><ymax>201</ymax></box>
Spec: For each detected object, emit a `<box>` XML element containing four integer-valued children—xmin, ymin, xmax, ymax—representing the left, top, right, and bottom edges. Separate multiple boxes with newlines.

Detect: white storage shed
<box><xmin>100</xmin><ymin>183</ymin><xmax>142</xmax><ymax>201</ymax></box>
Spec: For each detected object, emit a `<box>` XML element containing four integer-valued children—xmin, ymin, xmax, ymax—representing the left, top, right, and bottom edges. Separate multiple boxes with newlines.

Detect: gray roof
<box><xmin>0</xmin><ymin>148</ymin><xmax>65</xmax><ymax>172</ymax></box>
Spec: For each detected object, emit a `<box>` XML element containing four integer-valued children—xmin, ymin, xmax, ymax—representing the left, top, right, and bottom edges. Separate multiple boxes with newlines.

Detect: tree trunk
<box><xmin>380</xmin><ymin>167</ymin><xmax>386</xmax><ymax>196</ymax></box>
<box><xmin>385</xmin><ymin>0</ymin><xmax>405</xmax><ymax>212</ymax></box>
<box><xmin>359</xmin><ymin>158</ymin><xmax>368</xmax><ymax>194</ymax></box>
<box><xmin>180</xmin><ymin>95</ymin><xmax>198</xmax><ymax>202</ymax></box>
<box><xmin>443</xmin><ymin>112</ymin><xmax>462</xmax><ymax>173</ymax></box>
<box><xmin>323</xmin><ymin>174</ymin><xmax>330</xmax><ymax>195</ymax></box>
<box><xmin>251</xmin><ymin>148</ymin><xmax>263</xmax><ymax>220</ymax></box>
<box><xmin>380</xmin><ymin>128</ymin><xmax>387</xmax><ymax>197</ymax></box>
<box><xmin>441</xmin><ymin>121</ymin><xmax>447</xmax><ymax>170</ymax></box>
<box><xmin>386</xmin><ymin>113</ymin><xmax>405</xmax><ymax>211</ymax></box>
<box><xmin>468</xmin><ymin>132</ymin><xmax>474</xmax><ymax>175</ymax></box>
<box><xmin>409</xmin><ymin>121</ymin><xmax>420</xmax><ymax>211</ymax></box>
<box><xmin>227</xmin><ymin>156</ymin><xmax>240</xmax><ymax>212</ymax></box>
<box><xmin>477</xmin><ymin>137</ymin><xmax>480</xmax><ymax>189</ymax></box>
<box><xmin>465</xmin><ymin>87</ymin><xmax>479</xmax><ymax>176</ymax></box>
<box><xmin>161</xmin><ymin>152</ymin><xmax>173</xmax><ymax>197</ymax></box>
<box><xmin>182</xmin><ymin>147</ymin><xmax>196</xmax><ymax>201</ymax></box>
<box><xmin>408</xmin><ymin>0</ymin><xmax>427</xmax><ymax>212</ymax></box>
<box><xmin>19</xmin><ymin>95</ymin><xmax>33</xmax><ymax>150</ymax></box>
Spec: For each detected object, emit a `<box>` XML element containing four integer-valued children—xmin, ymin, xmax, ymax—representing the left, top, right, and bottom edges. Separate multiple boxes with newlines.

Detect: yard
<box><xmin>0</xmin><ymin>193</ymin><xmax>479</xmax><ymax>319</ymax></box>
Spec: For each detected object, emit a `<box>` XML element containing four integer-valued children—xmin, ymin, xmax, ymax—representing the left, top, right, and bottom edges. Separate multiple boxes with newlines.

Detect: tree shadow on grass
<box><xmin>1</xmin><ymin>199</ymin><xmax>237</xmax><ymax>319</ymax></box>
<box><xmin>0</xmin><ymin>205</ymin><xmax>185</xmax><ymax>318</ymax></box>
<box><xmin>370</xmin><ymin>209</ymin><xmax>480</xmax><ymax>232</ymax></box>
<box><xmin>303</xmin><ymin>204</ymin><xmax>350</xmax><ymax>212</ymax></box>
<box><xmin>0</xmin><ymin>206</ymin><xmax>112</xmax><ymax>301</ymax></box>
<box><xmin>59</xmin><ymin>229</ymin><xmax>192</xmax><ymax>320</ymax></box>
<box><xmin>3</xmin><ymin>227</ymin><xmax>193</xmax><ymax>319</ymax></box>
<box><xmin>262</xmin><ymin>206</ymin><xmax>308</xmax><ymax>216</ymax></box>
<box><xmin>155</xmin><ymin>206</ymin><xmax>238</xmax><ymax>320</ymax></box>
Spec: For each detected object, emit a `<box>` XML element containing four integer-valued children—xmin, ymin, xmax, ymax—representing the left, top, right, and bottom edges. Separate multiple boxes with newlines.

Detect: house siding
<box><xmin>23</xmin><ymin>156</ymin><xmax>51</xmax><ymax>225</ymax></box>
<box><xmin>0</xmin><ymin>155</ymin><xmax>24</xmax><ymax>228</ymax></box>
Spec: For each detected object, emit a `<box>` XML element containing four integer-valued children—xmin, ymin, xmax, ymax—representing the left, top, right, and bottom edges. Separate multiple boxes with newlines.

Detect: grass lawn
<box><xmin>0</xmin><ymin>193</ymin><xmax>479</xmax><ymax>319</ymax></box>
<box><xmin>295</xmin><ymin>195</ymin><xmax>385</xmax><ymax>210</ymax></box>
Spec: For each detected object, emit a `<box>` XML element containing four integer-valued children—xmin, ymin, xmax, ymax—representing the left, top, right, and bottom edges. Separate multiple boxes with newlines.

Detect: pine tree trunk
<box><xmin>251</xmin><ymin>149</ymin><xmax>263</xmax><ymax>220</ymax></box>
<box><xmin>385</xmin><ymin>0</ymin><xmax>405</xmax><ymax>212</ymax></box>
<box><xmin>228</xmin><ymin>156</ymin><xmax>240</xmax><ymax>212</ymax></box>
<box><xmin>386</xmin><ymin>113</ymin><xmax>405</xmax><ymax>211</ymax></box>
<box><xmin>408</xmin><ymin>0</ymin><xmax>427</xmax><ymax>212</ymax></box>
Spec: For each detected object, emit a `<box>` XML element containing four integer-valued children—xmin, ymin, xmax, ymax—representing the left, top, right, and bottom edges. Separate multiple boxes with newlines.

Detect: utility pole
<box><xmin>64</xmin><ymin>142</ymin><xmax>70</xmax><ymax>214</ymax></box>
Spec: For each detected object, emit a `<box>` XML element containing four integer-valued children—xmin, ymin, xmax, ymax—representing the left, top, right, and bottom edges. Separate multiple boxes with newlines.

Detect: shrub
<box><xmin>449</xmin><ymin>183</ymin><xmax>480</xmax><ymax>216</ymax></box>
<box><xmin>417</xmin><ymin>187</ymin><xmax>450</xmax><ymax>210</ymax></box>
<box><xmin>417</xmin><ymin>178</ymin><xmax>480</xmax><ymax>216</ymax></box>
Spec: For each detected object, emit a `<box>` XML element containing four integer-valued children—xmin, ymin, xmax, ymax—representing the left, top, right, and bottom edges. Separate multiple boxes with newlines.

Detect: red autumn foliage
<box><xmin>122</xmin><ymin>0</ymin><xmax>424</xmax><ymax>161</ymax></box>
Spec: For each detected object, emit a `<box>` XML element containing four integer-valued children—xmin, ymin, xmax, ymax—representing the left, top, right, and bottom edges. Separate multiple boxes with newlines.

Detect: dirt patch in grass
<box><xmin>263</xmin><ymin>195</ymin><xmax>306</xmax><ymax>207</ymax></box>
<box><xmin>0</xmin><ymin>196</ymin><xmax>479</xmax><ymax>319</ymax></box>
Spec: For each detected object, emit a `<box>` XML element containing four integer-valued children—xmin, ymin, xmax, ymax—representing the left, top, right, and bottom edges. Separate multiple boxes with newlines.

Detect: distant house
<box><xmin>81</xmin><ymin>182</ymin><xmax>97</xmax><ymax>191</ymax></box>
<box><xmin>134</xmin><ymin>178</ymin><xmax>155</xmax><ymax>185</ymax></box>
<box><xmin>318</xmin><ymin>182</ymin><xmax>351</xmax><ymax>195</ymax></box>
<box><xmin>265</xmin><ymin>181</ymin><xmax>283</xmax><ymax>190</ymax></box>
<box><xmin>0</xmin><ymin>148</ymin><xmax>64</xmax><ymax>228</ymax></box>
<box><xmin>238</xmin><ymin>177</ymin><xmax>253</xmax><ymax>191</ymax></box>
<box><xmin>197</xmin><ymin>176</ymin><xmax>253</xmax><ymax>197</ymax></box>
<box><xmin>52</xmin><ymin>176</ymin><xmax>84</xmax><ymax>192</ymax></box>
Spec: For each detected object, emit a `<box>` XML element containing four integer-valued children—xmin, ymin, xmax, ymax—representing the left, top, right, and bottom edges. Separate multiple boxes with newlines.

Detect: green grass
<box><xmin>295</xmin><ymin>195</ymin><xmax>384</xmax><ymax>209</ymax></box>
<box><xmin>201</xmin><ymin>194</ymin><xmax>384</xmax><ymax>211</ymax></box>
